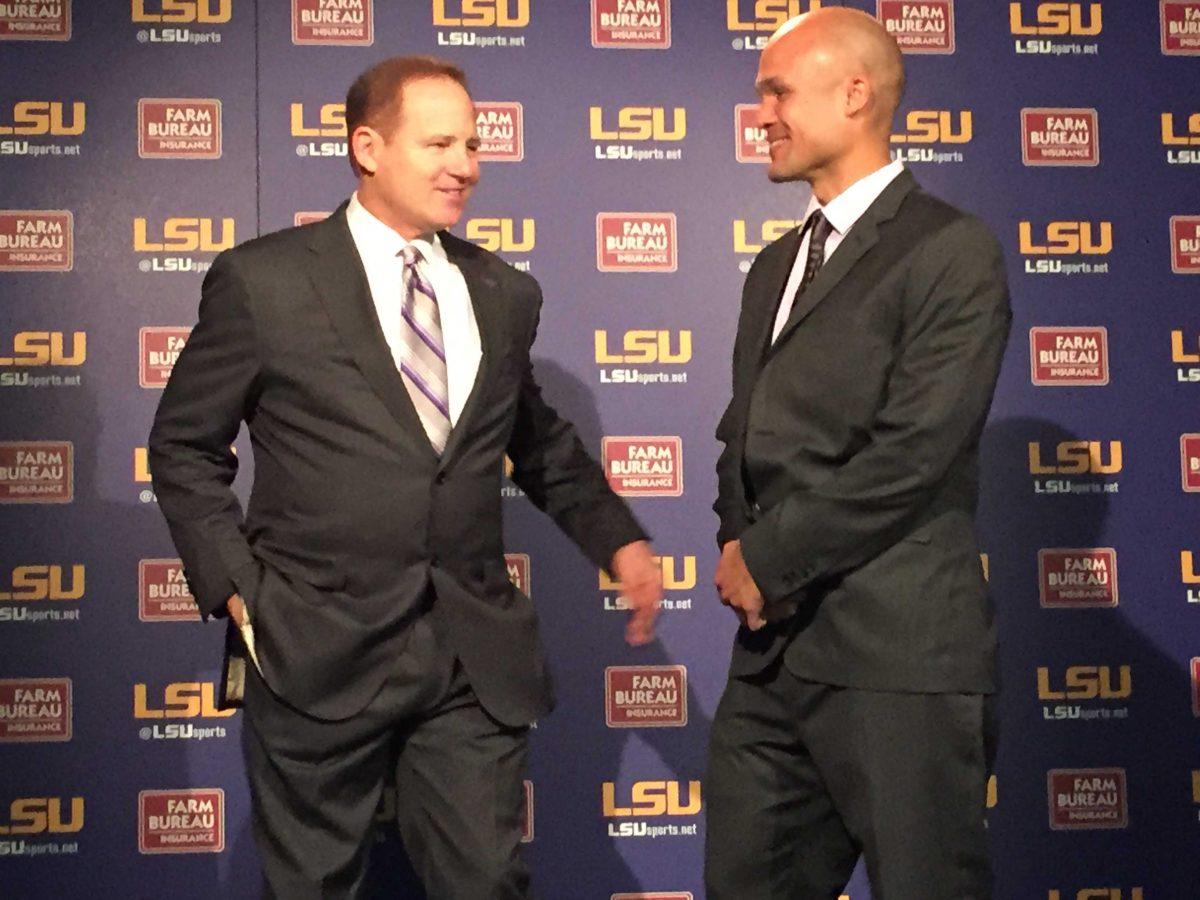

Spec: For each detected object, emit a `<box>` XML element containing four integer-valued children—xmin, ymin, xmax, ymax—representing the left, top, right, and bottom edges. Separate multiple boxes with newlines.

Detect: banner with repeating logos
<box><xmin>1</xmin><ymin>2</ymin><xmax>1196</xmax><ymax>897</ymax></box>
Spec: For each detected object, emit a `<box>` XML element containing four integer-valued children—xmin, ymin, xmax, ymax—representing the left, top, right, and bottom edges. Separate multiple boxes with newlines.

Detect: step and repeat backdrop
<box><xmin>2</xmin><ymin>1</ymin><xmax>1198</xmax><ymax>898</ymax></box>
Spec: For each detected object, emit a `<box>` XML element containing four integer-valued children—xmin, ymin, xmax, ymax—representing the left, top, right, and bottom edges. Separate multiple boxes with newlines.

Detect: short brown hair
<box><xmin>345</xmin><ymin>56</ymin><xmax>469</xmax><ymax>174</ymax></box>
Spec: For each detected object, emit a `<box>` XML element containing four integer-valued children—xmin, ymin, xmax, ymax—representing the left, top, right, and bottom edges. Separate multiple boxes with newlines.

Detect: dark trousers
<box><xmin>705</xmin><ymin>662</ymin><xmax>996</xmax><ymax>900</ymax></box>
<box><xmin>241</xmin><ymin>612</ymin><xmax>531</xmax><ymax>899</ymax></box>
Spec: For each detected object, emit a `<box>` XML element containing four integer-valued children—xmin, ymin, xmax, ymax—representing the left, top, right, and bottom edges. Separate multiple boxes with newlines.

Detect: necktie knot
<box><xmin>808</xmin><ymin>209</ymin><xmax>834</xmax><ymax>246</ymax></box>
<box><xmin>399</xmin><ymin>244</ymin><xmax>423</xmax><ymax>268</ymax></box>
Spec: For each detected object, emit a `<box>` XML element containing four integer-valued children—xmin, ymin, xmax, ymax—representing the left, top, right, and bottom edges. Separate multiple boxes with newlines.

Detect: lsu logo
<box><xmin>0</xmin><ymin>565</ymin><xmax>84</xmax><ymax>602</ymax></box>
<box><xmin>0</xmin><ymin>210</ymin><xmax>73</xmax><ymax>272</ymax></box>
<box><xmin>138</xmin><ymin>99</ymin><xmax>221</xmax><ymax>159</ymax></box>
<box><xmin>138</xmin><ymin>789</ymin><xmax>224</xmax><ymax>854</ymax></box>
<box><xmin>726</xmin><ymin>0</ymin><xmax>822</xmax><ymax>32</ymax></box>
<box><xmin>1171</xmin><ymin>216</ymin><xmax>1200</xmax><ymax>273</ymax></box>
<box><xmin>1009</xmin><ymin>2</ymin><xmax>1101</xmax><ymax>35</ymax></box>
<box><xmin>1162</xmin><ymin>1</ymin><xmax>1200</xmax><ymax>54</ymax></box>
<box><xmin>0</xmin><ymin>101</ymin><xmax>84</xmax><ymax>136</ymax></box>
<box><xmin>1022</xmin><ymin>108</ymin><xmax>1099</xmax><ymax>166</ymax></box>
<box><xmin>133</xmin><ymin>217</ymin><xmax>235</xmax><ymax>253</ymax></box>
<box><xmin>139</xmin><ymin>559</ymin><xmax>198</xmax><ymax>622</ymax></box>
<box><xmin>1182</xmin><ymin>551</ymin><xmax>1200</xmax><ymax>603</ymax></box>
<box><xmin>1048</xmin><ymin>891</ymin><xmax>1144</xmax><ymax>900</ymax></box>
<box><xmin>602</xmin><ymin>436</ymin><xmax>682</xmax><ymax>497</ymax></box>
<box><xmin>591</xmin><ymin>0</ymin><xmax>671</xmax><ymax>50</ymax></box>
<box><xmin>0</xmin><ymin>0</ymin><xmax>71</xmax><ymax>41</ymax></box>
<box><xmin>734</xmin><ymin>104</ymin><xmax>769</xmax><ymax>163</ymax></box>
<box><xmin>289</xmin><ymin>102</ymin><xmax>346</xmax><ymax>137</ymax></box>
<box><xmin>603</xmin><ymin>781</ymin><xmax>701</xmax><ymax>817</ymax></box>
<box><xmin>1029</xmin><ymin>327</ymin><xmax>1108</xmax><ymax>386</ymax></box>
<box><xmin>600</xmin><ymin>555</ymin><xmax>697</xmax><ymax>591</ymax></box>
<box><xmin>1038</xmin><ymin>548</ymin><xmax>1117</xmax><ymax>608</ymax></box>
<box><xmin>0</xmin><ymin>797</ymin><xmax>84</xmax><ymax>835</ymax></box>
<box><xmin>877</xmin><ymin>1</ymin><xmax>955</xmax><ymax>54</ymax></box>
<box><xmin>466</xmin><ymin>217</ymin><xmax>535</xmax><ymax>252</ymax></box>
<box><xmin>605</xmin><ymin>665</ymin><xmax>687</xmax><ymax>727</ymax></box>
<box><xmin>1172</xmin><ymin>330</ymin><xmax>1200</xmax><ymax>382</ymax></box>
<box><xmin>0</xmin><ymin>678</ymin><xmax>72</xmax><ymax>742</ymax></box>
<box><xmin>133</xmin><ymin>682</ymin><xmax>237</xmax><ymax>719</ymax></box>
<box><xmin>134</xmin><ymin>447</ymin><xmax>152</xmax><ymax>483</ymax></box>
<box><xmin>590</xmin><ymin>107</ymin><xmax>686</xmax><ymax>142</ymax></box>
<box><xmin>890</xmin><ymin>110</ymin><xmax>972</xmax><ymax>144</ymax></box>
<box><xmin>432</xmin><ymin>0</ymin><xmax>529</xmax><ymax>27</ymax></box>
<box><xmin>1181</xmin><ymin>434</ymin><xmax>1200</xmax><ymax>492</ymax></box>
<box><xmin>131</xmin><ymin>0</ymin><xmax>232</xmax><ymax>23</ymax></box>
<box><xmin>1028</xmin><ymin>441</ymin><xmax>1122</xmax><ymax>475</ymax></box>
<box><xmin>292</xmin><ymin>0</ymin><xmax>373</xmax><ymax>46</ymax></box>
<box><xmin>140</xmin><ymin>326</ymin><xmax>190</xmax><ymax>388</ymax></box>
<box><xmin>0</xmin><ymin>332</ymin><xmax>86</xmax><ymax>367</ymax></box>
<box><xmin>596</xmin><ymin>213</ymin><xmax>677</xmax><ymax>272</ymax></box>
<box><xmin>1037</xmin><ymin>665</ymin><xmax>1131</xmax><ymax>700</ymax></box>
<box><xmin>1019</xmin><ymin>222</ymin><xmax>1112</xmax><ymax>256</ymax></box>
<box><xmin>0</xmin><ymin>441</ymin><xmax>73</xmax><ymax>504</ymax></box>
<box><xmin>734</xmin><ymin>218</ymin><xmax>800</xmax><ymax>254</ymax></box>
<box><xmin>594</xmin><ymin>331</ymin><xmax>692</xmax><ymax>365</ymax></box>
<box><xmin>1048</xmin><ymin>768</ymin><xmax>1127</xmax><ymax>830</ymax></box>
<box><xmin>1163</xmin><ymin>112</ymin><xmax>1200</xmax><ymax>163</ymax></box>
<box><xmin>474</xmin><ymin>102</ymin><xmax>523</xmax><ymax>161</ymax></box>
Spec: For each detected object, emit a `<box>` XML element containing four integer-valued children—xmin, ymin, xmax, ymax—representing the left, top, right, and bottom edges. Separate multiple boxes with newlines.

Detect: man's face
<box><xmin>755</xmin><ymin>36</ymin><xmax>849</xmax><ymax>183</ymax></box>
<box><xmin>363</xmin><ymin>77</ymin><xmax>480</xmax><ymax>236</ymax></box>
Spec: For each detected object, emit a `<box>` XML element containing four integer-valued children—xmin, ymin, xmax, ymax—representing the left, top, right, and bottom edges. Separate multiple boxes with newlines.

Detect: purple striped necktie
<box><xmin>398</xmin><ymin>244</ymin><xmax>451</xmax><ymax>453</ymax></box>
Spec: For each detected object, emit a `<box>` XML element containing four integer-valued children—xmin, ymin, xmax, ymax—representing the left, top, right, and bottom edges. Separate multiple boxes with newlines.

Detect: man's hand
<box><xmin>610</xmin><ymin>541</ymin><xmax>663</xmax><ymax>646</ymax></box>
<box><xmin>715</xmin><ymin>540</ymin><xmax>767</xmax><ymax>631</ymax></box>
<box><xmin>226</xmin><ymin>593</ymin><xmax>247</xmax><ymax>627</ymax></box>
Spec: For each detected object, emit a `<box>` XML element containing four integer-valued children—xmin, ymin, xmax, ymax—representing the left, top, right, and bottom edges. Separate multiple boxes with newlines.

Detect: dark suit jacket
<box><xmin>714</xmin><ymin>170</ymin><xmax>1011</xmax><ymax>694</ymax></box>
<box><xmin>149</xmin><ymin>202</ymin><xmax>646</xmax><ymax>724</ymax></box>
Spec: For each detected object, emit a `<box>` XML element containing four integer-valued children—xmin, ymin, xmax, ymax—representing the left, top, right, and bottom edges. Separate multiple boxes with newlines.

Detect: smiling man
<box><xmin>150</xmin><ymin>56</ymin><xmax>662</xmax><ymax>899</ymax></box>
<box><xmin>707</xmin><ymin>10</ymin><xmax>1010</xmax><ymax>900</ymax></box>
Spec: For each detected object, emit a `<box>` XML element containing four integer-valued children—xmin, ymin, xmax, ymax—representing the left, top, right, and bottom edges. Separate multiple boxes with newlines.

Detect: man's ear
<box><xmin>844</xmin><ymin>75</ymin><xmax>872</xmax><ymax>118</ymax></box>
<box><xmin>350</xmin><ymin>125</ymin><xmax>380</xmax><ymax>176</ymax></box>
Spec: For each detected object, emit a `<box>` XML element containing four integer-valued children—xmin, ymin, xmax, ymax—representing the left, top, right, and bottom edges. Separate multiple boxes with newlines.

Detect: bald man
<box><xmin>707</xmin><ymin>9</ymin><xmax>1009</xmax><ymax>899</ymax></box>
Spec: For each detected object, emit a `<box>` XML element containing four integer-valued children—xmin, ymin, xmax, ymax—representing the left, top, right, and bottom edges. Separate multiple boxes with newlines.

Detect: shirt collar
<box><xmin>346</xmin><ymin>192</ymin><xmax>446</xmax><ymax>263</ymax></box>
<box><xmin>802</xmin><ymin>159</ymin><xmax>905</xmax><ymax>236</ymax></box>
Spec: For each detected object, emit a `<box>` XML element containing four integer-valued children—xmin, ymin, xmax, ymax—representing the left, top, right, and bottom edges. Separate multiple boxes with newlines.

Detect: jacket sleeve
<box><xmin>505</xmin><ymin>281</ymin><xmax>649</xmax><ymax>573</ymax></box>
<box><xmin>739</xmin><ymin>216</ymin><xmax>1012</xmax><ymax>603</ymax></box>
<box><xmin>148</xmin><ymin>250</ymin><xmax>263</xmax><ymax>619</ymax></box>
<box><xmin>713</xmin><ymin>273</ymin><xmax>757</xmax><ymax>549</ymax></box>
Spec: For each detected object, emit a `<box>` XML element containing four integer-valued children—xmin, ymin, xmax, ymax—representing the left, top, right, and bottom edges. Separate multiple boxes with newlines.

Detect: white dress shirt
<box><xmin>771</xmin><ymin>160</ymin><xmax>906</xmax><ymax>343</ymax></box>
<box><xmin>345</xmin><ymin>192</ymin><xmax>482</xmax><ymax>426</ymax></box>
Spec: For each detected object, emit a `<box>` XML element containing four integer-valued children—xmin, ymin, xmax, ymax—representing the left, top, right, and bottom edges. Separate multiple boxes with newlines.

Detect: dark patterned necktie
<box><xmin>799</xmin><ymin>209</ymin><xmax>834</xmax><ymax>295</ymax></box>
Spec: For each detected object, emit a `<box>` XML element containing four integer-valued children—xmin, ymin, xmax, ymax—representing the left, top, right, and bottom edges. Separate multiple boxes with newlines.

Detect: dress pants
<box><xmin>705</xmin><ymin>659</ymin><xmax>995</xmax><ymax>900</ymax></box>
<box><xmin>241</xmin><ymin>610</ymin><xmax>531</xmax><ymax>899</ymax></box>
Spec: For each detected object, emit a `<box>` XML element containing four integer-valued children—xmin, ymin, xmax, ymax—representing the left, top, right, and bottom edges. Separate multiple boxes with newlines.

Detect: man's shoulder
<box><xmin>439</xmin><ymin>229</ymin><xmax>540</xmax><ymax>301</ymax></box>
<box><xmin>895</xmin><ymin>187</ymin><xmax>999</xmax><ymax>253</ymax></box>
<box><xmin>219</xmin><ymin>220</ymin><xmax>319</xmax><ymax>271</ymax></box>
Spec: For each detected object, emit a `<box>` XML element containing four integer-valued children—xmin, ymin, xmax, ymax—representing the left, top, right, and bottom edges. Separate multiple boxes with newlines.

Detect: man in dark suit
<box><xmin>149</xmin><ymin>56</ymin><xmax>662</xmax><ymax>899</ymax></box>
<box><xmin>706</xmin><ymin>9</ymin><xmax>1010</xmax><ymax>899</ymax></box>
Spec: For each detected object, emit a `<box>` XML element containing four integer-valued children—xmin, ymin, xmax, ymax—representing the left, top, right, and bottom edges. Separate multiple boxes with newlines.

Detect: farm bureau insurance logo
<box><xmin>0</xmin><ymin>564</ymin><xmax>85</xmax><ymax>625</ymax></box>
<box><xmin>735</xmin><ymin>104</ymin><xmax>769</xmax><ymax>163</ymax></box>
<box><xmin>1162</xmin><ymin>112</ymin><xmax>1200</xmax><ymax>164</ymax></box>
<box><xmin>504</xmin><ymin>553</ymin><xmax>530</xmax><ymax>596</ymax></box>
<box><xmin>602</xmin><ymin>436</ymin><xmax>682</xmax><ymax>497</ymax></box>
<box><xmin>1018</xmin><ymin>220</ymin><xmax>1111</xmax><ymax>276</ymax></box>
<box><xmin>139</xmin><ymin>559</ymin><xmax>199</xmax><ymax>622</ymax></box>
<box><xmin>592</xmin><ymin>0</ymin><xmax>669</xmax><ymax>49</ymax></box>
<box><xmin>432</xmin><ymin>0</ymin><xmax>529</xmax><ymax>48</ymax></box>
<box><xmin>1162</xmin><ymin>1</ymin><xmax>1200</xmax><ymax>54</ymax></box>
<box><xmin>138</xmin><ymin>99</ymin><xmax>220</xmax><ymax>159</ymax></box>
<box><xmin>1027</xmin><ymin>439</ymin><xmax>1122</xmax><ymax>495</ymax></box>
<box><xmin>140</xmin><ymin>327</ymin><xmax>190</xmax><ymax>388</ymax></box>
<box><xmin>138</xmin><ymin>789</ymin><xmax>224</xmax><ymax>853</ymax></box>
<box><xmin>0</xmin><ymin>0</ymin><xmax>69</xmax><ymax>40</ymax></box>
<box><xmin>475</xmin><ymin>102</ymin><xmax>522</xmax><ymax>161</ymax></box>
<box><xmin>1182</xmin><ymin>434</ymin><xmax>1200</xmax><ymax>492</ymax></box>
<box><xmin>596</xmin><ymin>213</ymin><xmax>676</xmax><ymax>272</ymax></box>
<box><xmin>0</xmin><ymin>100</ymin><xmax>84</xmax><ymax>157</ymax></box>
<box><xmin>877</xmin><ymin>1</ymin><xmax>954</xmax><ymax>54</ymax></box>
<box><xmin>595</xmin><ymin>329</ymin><xmax>691</xmax><ymax>387</ymax></box>
<box><xmin>1039</xmin><ymin>548</ymin><xmax>1117</xmax><ymax>608</ymax></box>
<box><xmin>131</xmin><ymin>0</ymin><xmax>230</xmax><ymax>45</ymax></box>
<box><xmin>727</xmin><ymin>0</ymin><xmax>824</xmax><ymax>51</ymax></box>
<box><xmin>1022</xmin><ymin>108</ymin><xmax>1099</xmax><ymax>166</ymax></box>
<box><xmin>890</xmin><ymin>110</ymin><xmax>971</xmax><ymax>165</ymax></box>
<box><xmin>1011</xmin><ymin>1</ymin><xmax>1101</xmax><ymax>55</ymax></box>
<box><xmin>0</xmin><ymin>441</ymin><xmax>72</xmax><ymax>503</ymax></box>
<box><xmin>606</xmin><ymin>665</ymin><xmax>686</xmax><ymax>727</ymax></box>
<box><xmin>1029</xmin><ymin>327</ymin><xmax>1108</xmax><ymax>386</ymax></box>
<box><xmin>292</xmin><ymin>0</ymin><xmax>372</xmax><ymax>45</ymax></box>
<box><xmin>1171</xmin><ymin>216</ymin><xmax>1200</xmax><ymax>273</ymax></box>
<box><xmin>0</xmin><ymin>678</ymin><xmax>71</xmax><ymax>741</ymax></box>
<box><xmin>0</xmin><ymin>210</ymin><xmax>72</xmax><ymax>272</ymax></box>
<box><xmin>1048</xmin><ymin>768</ymin><xmax>1127</xmax><ymax>830</ymax></box>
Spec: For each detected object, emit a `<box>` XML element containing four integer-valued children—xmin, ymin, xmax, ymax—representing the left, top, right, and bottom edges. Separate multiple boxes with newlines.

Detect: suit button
<box><xmin>434</xmin><ymin>472</ymin><xmax>446</xmax><ymax>485</ymax></box>
<box><xmin>430</xmin><ymin>555</ymin><xmax>440</xmax><ymax>567</ymax></box>
<box><xmin>751</xmin><ymin>502</ymin><xmax>762</xmax><ymax>514</ymax></box>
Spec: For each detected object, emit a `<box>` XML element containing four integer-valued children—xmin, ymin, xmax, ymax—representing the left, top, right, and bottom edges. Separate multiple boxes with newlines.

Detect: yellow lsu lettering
<box><xmin>133</xmin><ymin>682</ymin><xmax>236</xmax><ymax>719</ymax></box>
<box><xmin>594</xmin><ymin>331</ymin><xmax>692</xmax><ymax>365</ymax></box>
<box><xmin>1028</xmin><ymin>441</ymin><xmax>1122</xmax><ymax>475</ymax></box>
<box><xmin>600</xmin><ymin>556</ymin><xmax>697</xmax><ymax>591</ymax></box>
<box><xmin>733</xmin><ymin>219</ymin><xmax>800</xmax><ymax>254</ymax></box>
<box><xmin>987</xmin><ymin>775</ymin><xmax>997</xmax><ymax>809</ymax></box>
<box><xmin>134</xmin><ymin>447</ymin><xmax>151</xmax><ymax>483</ymax></box>
<box><xmin>1162</xmin><ymin>113</ymin><xmax>1200</xmax><ymax>146</ymax></box>
<box><xmin>1009</xmin><ymin>3</ymin><xmax>1102</xmax><ymax>36</ymax></box>
<box><xmin>1172</xmin><ymin>331</ymin><xmax>1200</xmax><ymax>364</ymax></box>
<box><xmin>602</xmin><ymin>781</ymin><xmax>702</xmax><ymax>817</ymax></box>
<box><xmin>1036</xmin><ymin>665</ymin><xmax>1131</xmax><ymax>700</ymax></box>
<box><xmin>0</xmin><ymin>798</ymin><xmax>84</xmax><ymax>835</ymax></box>
<box><xmin>290</xmin><ymin>102</ymin><xmax>346</xmax><ymax>138</ymax></box>
<box><xmin>1182</xmin><ymin>551</ymin><xmax>1200</xmax><ymax>583</ymax></box>
<box><xmin>589</xmin><ymin>107</ymin><xmax>686</xmax><ymax>142</ymax></box>
<box><xmin>432</xmin><ymin>0</ymin><xmax>529</xmax><ymax>27</ymax></box>
<box><xmin>1019</xmin><ymin>222</ymin><xmax>1112</xmax><ymax>255</ymax></box>
<box><xmin>1048</xmin><ymin>892</ymin><xmax>1144</xmax><ymax>900</ymax></box>
<box><xmin>890</xmin><ymin>111</ymin><xmax>972</xmax><ymax>144</ymax></box>
<box><xmin>0</xmin><ymin>102</ymin><xmax>85</xmax><ymax>137</ymax></box>
<box><xmin>131</xmin><ymin>0</ymin><xmax>232</xmax><ymax>24</ymax></box>
<box><xmin>466</xmin><ymin>218</ymin><xmax>536</xmax><ymax>252</ymax></box>
<box><xmin>1193</xmin><ymin>770</ymin><xmax>1200</xmax><ymax>803</ymax></box>
<box><xmin>0</xmin><ymin>566</ymin><xmax>85</xmax><ymax>602</ymax></box>
<box><xmin>133</xmin><ymin>217</ymin><xmax>235</xmax><ymax>253</ymax></box>
<box><xmin>727</xmin><ymin>0</ymin><xmax>820</xmax><ymax>31</ymax></box>
<box><xmin>0</xmin><ymin>332</ymin><xmax>86</xmax><ymax>367</ymax></box>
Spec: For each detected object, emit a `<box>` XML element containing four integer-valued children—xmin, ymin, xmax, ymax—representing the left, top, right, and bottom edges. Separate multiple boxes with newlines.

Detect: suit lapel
<box><xmin>305</xmin><ymin>203</ymin><xmax>438</xmax><ymax>461</ymax></box>
<box><xmin>747</xmin><ymin>225</ymin><xmax>804</xmax><ymax>377</ymax></box>
<box><xmin>767</xmin><ymin>170</ymin><xmax>917</xmax><ymax>356</ymax></box>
